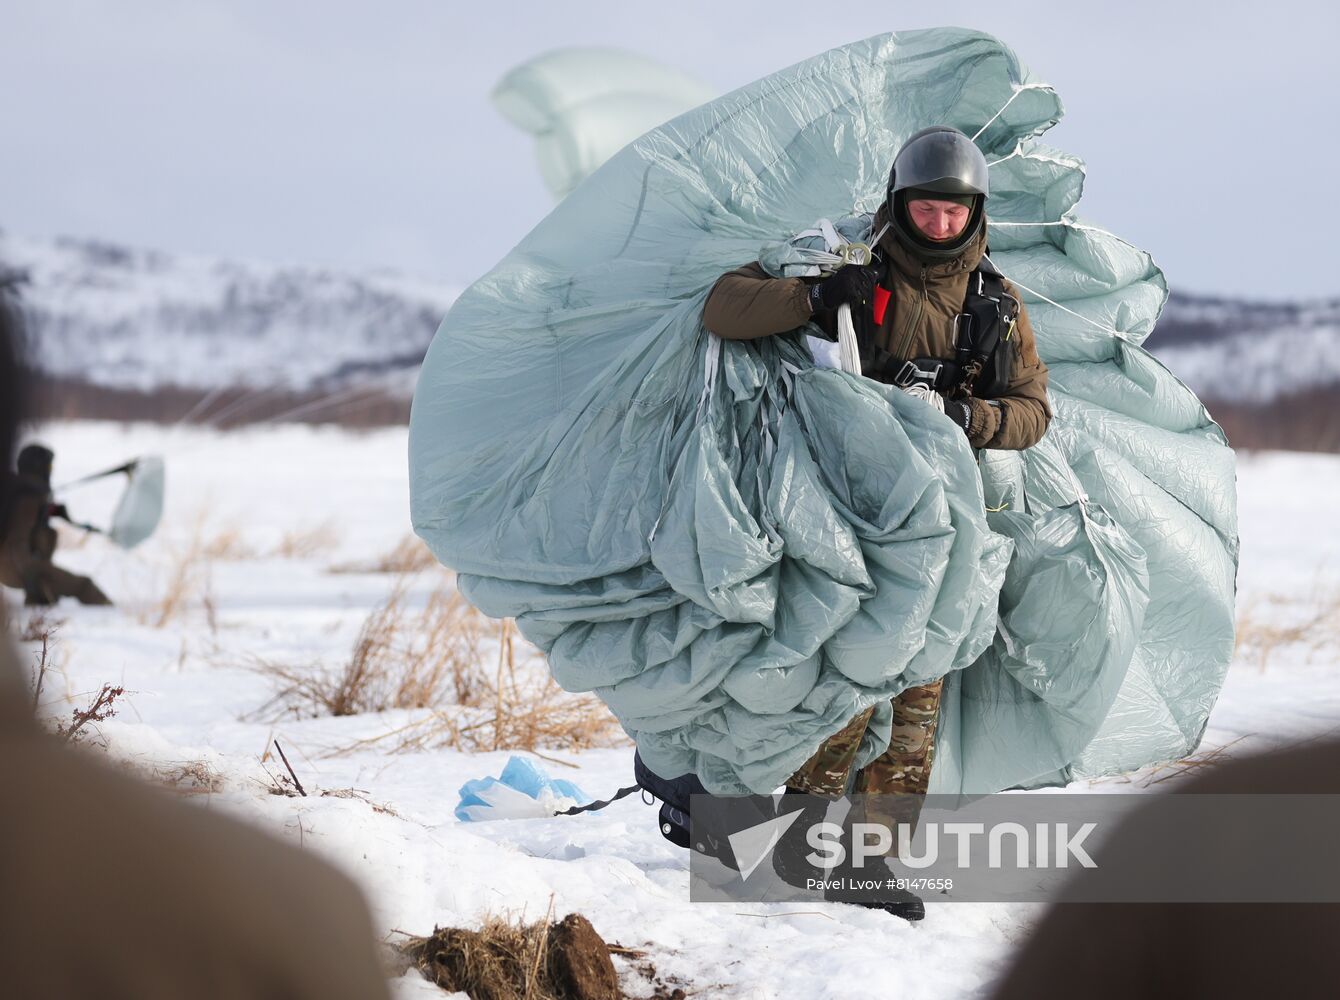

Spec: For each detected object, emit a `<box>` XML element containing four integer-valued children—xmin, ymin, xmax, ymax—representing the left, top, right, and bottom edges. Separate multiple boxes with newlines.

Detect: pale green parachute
<box><xmin>411</xmin><ymin>28</ymin><xmax>1238</xmax><ymax>796</ymax></box>
<box><xmin>492</xmin><ymin>47</ymin><xmax>715</xmax><ymax>200</ymax></box>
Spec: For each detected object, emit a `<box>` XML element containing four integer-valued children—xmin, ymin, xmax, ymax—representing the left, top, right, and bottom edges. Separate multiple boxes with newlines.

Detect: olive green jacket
<box><xmin>702</xmin><ymin>207</ymin><xmax>1052</xmax><ymax>451</ymax></box>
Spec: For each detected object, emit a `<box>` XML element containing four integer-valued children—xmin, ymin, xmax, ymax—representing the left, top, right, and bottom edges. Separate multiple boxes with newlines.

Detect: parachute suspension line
<box><xmin>985</xmin><ymin>147</ymin><xmax>1022</xmax><ymax>168</ymax></box>
<box><xmin>168</xmin><ymin>385</ymin><xmax>230</xmax><ymax>432</ymax></box>
<box><xmin>697</xmin><ymin>333</ymin><xmax>722</xmax><ymax>418</ymax></box>
<box><xmin>258</xmin><ymin>381</ymin><xmax>393</xmax><ymax>426</ymax></box>
<box><xmin>982</xmin><ymin>253</ymin><xmax>1129</xmax><ymax>341</ymax></box>
<box><xmin>970</xmin><ymin>83</ymin><xmax>1053</xmax><ymax>142</ymax></box>
<box><xmin>193</xmin><ymin>385</ymin><xmax>290</xmax><ymax>430</ymax></box>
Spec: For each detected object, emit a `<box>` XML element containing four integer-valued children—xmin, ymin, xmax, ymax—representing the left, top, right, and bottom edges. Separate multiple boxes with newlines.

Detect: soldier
<box><xmin>0</xmin><ymin>443</ymin><xmax>111</xmax><ymax>606</ymax></box>
<box><xmin>0</xmin><ymin>270</ymin><xmax>392</xmax><ymax>1000</ymax></box>
<box><xmin>704</xmin><ymin>125</ymin><xmax>1053</xmax><ymax>920</ymax></box>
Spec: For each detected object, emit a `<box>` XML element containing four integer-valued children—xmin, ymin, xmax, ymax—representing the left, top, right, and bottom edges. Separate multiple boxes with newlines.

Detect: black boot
<box><xmin>824</xmin><ymin>875</ymin><xmax>926</xmax><ymax>922</ymax></box>
<box><xmin>822</xmin><ymin>806</ymin><xmax>926</xmax><ymax>922</ymax></box>
<box><xmin>770</xmin><ymin>788</ymin><xmax>833</xmax><ymax>890</ymax></box>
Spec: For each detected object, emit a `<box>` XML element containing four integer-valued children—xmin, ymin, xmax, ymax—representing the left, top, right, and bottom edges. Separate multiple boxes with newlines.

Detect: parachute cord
<box><xmin>982</xmin><ymin>253</ymin><xmax>1130</xmax><ymax>341</ymax></box>
<box><xmin>697</xmin><ymin>333</ymin><xmax>721</xmax><ymax>419</ymax></box>
<box><xmin>168</xmin><ymin>385</ymin><xmax>229</xmax><ymax>432</ymax></box>
<box><xmin>971</xmin><ymin>83</ymin><xmax>1053</xmax><ymax>142</ymax></box>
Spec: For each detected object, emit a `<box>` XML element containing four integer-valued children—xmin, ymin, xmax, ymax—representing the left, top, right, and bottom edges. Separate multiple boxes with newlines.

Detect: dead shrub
<box><xmin>18</xmin><ymin>609</ymin><xmax>64</xmax><ymax>646</ymax></box>
<box><xmin>156</xmin><ymin>760</ymin><xmax>226</xmax><ymax>796</ymax></box>
<box><xmin>24</xmin><ymin>613</ymin><xmax>64</xmax><ymax>710</ymax></box>
<box><xmin>202</xmin><ymin>524</ymin><xmax>257</xmax><ymax>561</ymax></box>
<box><xmin>329</xmin><ymin>534</ymin><xmax>439</xmax><ymax>575</ymax></box>
<box><xmin>397</xmin><ymin>906</ymin><xmax>621</xmax><ymax>1000</ymax></box>
<box><xmin>252</xmin><ymin>577</ymin><xmax>488</xmax><ymax>718</ymax></box>
<box><xmin>133</xmin><ymin>514</ymin><xmax>215</xmax><ymax>629</ymax></box>
<box><xmin>55</xmin><ymin>683</ymin><xmax>124</xmax><ymax>743</ymax></box>
<box><xmin>248</xmin><ymin>574</ymin><xmax>624</xmax><ymax>755</ymax></box>
<box><xmin>1234</xmin><ymin>586</ymin><xmax>1340</xmax><ymax>671</ymax></box>
<box><xmin>331</xmin><ymin>617</ymin><xmax>625</xmax><ymax>757</ymax></box>
<box><xmin>1136</xmin><ymin>735</ymin><xmax>1251</xmax><ymax>787</ymax></box>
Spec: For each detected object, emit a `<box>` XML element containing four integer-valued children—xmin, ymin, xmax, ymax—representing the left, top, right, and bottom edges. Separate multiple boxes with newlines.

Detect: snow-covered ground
<box><xmin>9</xmin><ymin>421</ymin><xmax>1339</xmax><ymax>999</ymax></box>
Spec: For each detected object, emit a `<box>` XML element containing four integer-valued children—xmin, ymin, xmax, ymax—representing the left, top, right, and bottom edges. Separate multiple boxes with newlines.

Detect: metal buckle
<box><xmin>894</xmin><ymin>360</ymin><xmax>943</xmax><ymax>388</ymax></box>
<box><xmin>838</xmin><ymin>241</ymin><xmax>873</xmax><ymax>266</ymax></box>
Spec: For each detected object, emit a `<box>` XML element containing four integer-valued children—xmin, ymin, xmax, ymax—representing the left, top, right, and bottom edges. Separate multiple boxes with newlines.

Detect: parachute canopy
<box><xmin>411</xmin><ymin>28</ymin><xmax>1238</xmax><ymax>797</ymax></box>
<box><xmin>109</xmin><ymin>455</ymin><xmax>164</xmax><ymax>549</ymax></box>
<box><xmin>493</xmin><ymin>47</ymin><xmax>715</xmax><ymax>200</ymax></box>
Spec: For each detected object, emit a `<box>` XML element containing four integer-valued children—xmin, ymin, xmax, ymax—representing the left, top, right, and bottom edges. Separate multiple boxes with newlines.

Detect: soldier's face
<box><xmin>907</xmin><ymin>199</ymin><xmax>970</xmax><ymax>241</ymax></box>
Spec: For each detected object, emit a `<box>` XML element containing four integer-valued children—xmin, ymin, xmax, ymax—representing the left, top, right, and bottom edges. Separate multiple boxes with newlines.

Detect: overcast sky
<box><xmin>3</xmin><ymin>1</ymin><xmax>1336</xmax><ymax>298</ymax></box>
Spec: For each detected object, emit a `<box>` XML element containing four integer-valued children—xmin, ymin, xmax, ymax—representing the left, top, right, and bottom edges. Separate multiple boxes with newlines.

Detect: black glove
<box><xmin>944</xmin><ymin>399</ymin><xmax>973</xmax><ymax>436</ymax></box>
<box><xmin>808</xmin><ymin>264</ymin><xmax>879</xmax><ymax>312</ymax></box>
<box><xmin>47</xmin><ymin>502</ymin><xmax>70</xmax><ymax>521</ymax></box>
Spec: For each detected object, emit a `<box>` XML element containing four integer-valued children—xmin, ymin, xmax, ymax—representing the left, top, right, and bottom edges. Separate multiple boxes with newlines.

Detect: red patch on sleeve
<box><xmin>872</xmin><ymin>285</ymin><xmax>891</xmax><ymax>326</ymax></box>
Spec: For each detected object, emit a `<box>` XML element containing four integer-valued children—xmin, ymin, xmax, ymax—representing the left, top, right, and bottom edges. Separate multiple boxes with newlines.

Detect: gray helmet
<box><xmin>886</xmin><ymin>125</ymin><xmax>990</xmax><ymax>261</ymax></box>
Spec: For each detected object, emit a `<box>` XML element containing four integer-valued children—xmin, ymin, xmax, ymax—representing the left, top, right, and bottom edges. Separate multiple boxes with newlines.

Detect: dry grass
<box><xmin>202</xmin><ymin>524</ymin><xmax>257</xmax><ymax>561</ymax></box>
<box><xmin>252</xmin><ymin>577</ymin><xmax>486</xmax><ymax>718</ymax></box>
<box><xmin>132</xmin><ymin>513</ymin><xmax>216</xmax><ymax>629</ymax></box>
<box><xmin>155</xmin><ymin>760</ymin><xmax>227</xmax><ymax>796</ymax></box>
<box><xmin>1135</xmin><ymin>735</ymin><xmax>1251</xmax><ymax>788</ymax></box>
<box><xmin>328</xmin><ymin>614</ymin><xmax>625</xmax><ymax>758</ymax></box>
<box><xmin>395</xmin><ymin>905</ymin><xmax>626</xmax><ymax>1000</ymax></box>
<box><xmin>24</xmin><ymin>612</ymin><xmax>63</xmax><ymax>712</ymax></box>
<box><xmin>329</xmin><ymin>534</ymin><xmax>439</xmax><ymax>575</ymax></box>
<box><xmin>272</xmin><ymin>520</ymin><xmax>340</xmax><ymax>559</ymax></box>
<box><xmin>248</xmin><ymin>574</ymin><xmax>625</xmax><ymax>756</ymax></box>
<box><xmin>17</xmin><ymin>609</ymin><xmax>65</xmax><ymax>645</ymax></box>
<box><xmin>1233</xmin><ymin>586</ymin><xmax>1340</xmax><ymax>671</ymax></box>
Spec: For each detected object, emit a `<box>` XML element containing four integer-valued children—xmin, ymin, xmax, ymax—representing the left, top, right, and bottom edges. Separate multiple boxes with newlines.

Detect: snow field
<box><xmin>11</xmin><ymin>421</ymin><xmax>1340</xmax><ymax>999</ymax></box>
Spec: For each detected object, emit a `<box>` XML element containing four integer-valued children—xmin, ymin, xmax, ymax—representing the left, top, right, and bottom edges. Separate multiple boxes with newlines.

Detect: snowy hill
<box><xmin>1149</xmin><ymin>292</ymin><xmax>1340</xmax><ymax>404</ymax></box>
<box><xmin>4</xmin><ymin>229</ymin><xmax>1337</xmax><ymax>426</ymax></box>
<box><xmin>0</xmin><ymin>231</ymin><xmax>460</xmax><ymax>393</ymax></box>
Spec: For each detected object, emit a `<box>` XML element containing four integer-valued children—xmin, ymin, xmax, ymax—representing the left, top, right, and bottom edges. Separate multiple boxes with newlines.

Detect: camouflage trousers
<box><xmin>785</xmin><ymin>679</ymin><xmax>946</xmax><ymax>855</ymax></box>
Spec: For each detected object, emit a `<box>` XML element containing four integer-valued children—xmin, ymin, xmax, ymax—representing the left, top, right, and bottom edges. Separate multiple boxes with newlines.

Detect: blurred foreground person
<box><xmin>0</xmin><ymin>442</ymin><xmax>112</xmax><ymax>605</ymax></box>
<box><xmin>0</xmin><ymin>286</ymin><xmax>392</xmax><ymax>999</ymax></box>
<box><xmin>989</xmin><ymin>738</ymin><xmax>1340</xmax><ymax>998</ymax></box>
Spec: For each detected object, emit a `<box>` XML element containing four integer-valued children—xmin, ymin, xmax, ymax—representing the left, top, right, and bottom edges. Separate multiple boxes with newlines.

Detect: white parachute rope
<box><xmin>168</xmin><ymin>385</ymin><xmax>229</xmax><ymax>432</ymax></box>
<box><xmin>970</xmin><ymin>83</ymin><xmax>1052</xmax><ymax>142</ymax></box>
<box><xmin>835</xmin><ymin>305</ymin><xmax>863</xmax><ymax>375</ymax></box>
<box><xmin>982</xmin><ymin>253</ymin><xmax>1128</xmax><ymax>341</ymax></box>
<box><xmin>259</xmin><ymin>381</ymin><xmax>394</xmax><ymax>426</ymax></box>
<box><xmin>803</xmin><ymin>217</ymin><xmax>885</xmax><ymax>376</ymax></box>
<box><xmin>985</xmin><ymin>147</ymin><xmax>1022</xmax><ymax>168</ymax></box>
<box><xmin>697</xmin><ymin>332</ymin><xmax>721</xmax><ymax>418</ymax></box>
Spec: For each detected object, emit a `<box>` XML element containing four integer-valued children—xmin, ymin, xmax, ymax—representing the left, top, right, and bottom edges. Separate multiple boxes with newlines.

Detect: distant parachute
<box><xmin>492</xmin><ymin>47</ymin><xmax>716</xmax><ymax>200</ymax></box>
<box><xmin>58</xmin><ymin>455</ymin><xmax>165</xmax><ymax>549</ymax></box>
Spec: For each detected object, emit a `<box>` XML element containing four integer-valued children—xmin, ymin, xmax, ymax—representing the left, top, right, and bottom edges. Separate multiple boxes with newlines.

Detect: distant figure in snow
<box><xmin>0</xmin><ymin>442</ymin><xmax>112</xmax><ymax>606</ymax></box>
<box><xmin>0</xmin><ymin>267</ymin><xmax>393</xmax><ymax>1000</ymax></box>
